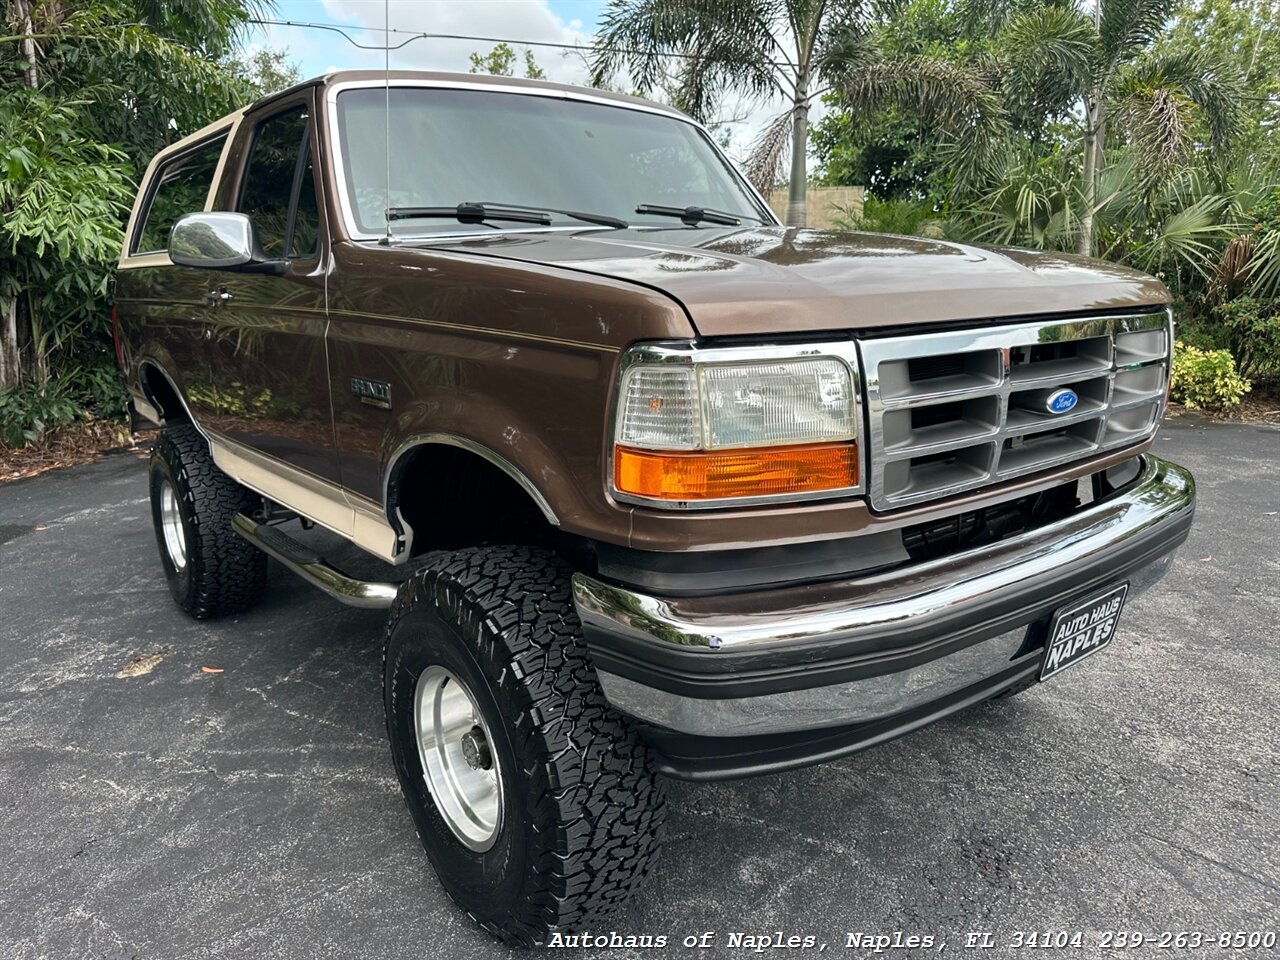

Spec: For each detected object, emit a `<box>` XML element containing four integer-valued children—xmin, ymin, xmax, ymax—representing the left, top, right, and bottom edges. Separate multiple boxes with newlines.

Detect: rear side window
<box><xmin>237</xmin><ymin>106</ymin><xmax>319</xmax><ymax>259</ymax></box>
<box><xmin>132</xmin><ymin>134</ymin><xmax>227</xmax><ymax>255</ymax></box>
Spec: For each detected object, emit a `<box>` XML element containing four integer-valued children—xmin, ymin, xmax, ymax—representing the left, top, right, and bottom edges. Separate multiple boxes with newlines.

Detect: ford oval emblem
<box><xmin>1047</xmin><ymin>388</ymin><xmax>1079</xmax><ymax>415</ymax></box>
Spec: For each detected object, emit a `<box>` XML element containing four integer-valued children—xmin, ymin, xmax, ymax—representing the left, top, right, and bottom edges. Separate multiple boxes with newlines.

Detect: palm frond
<box><xmin>742</xmin><ymin>108</ymin><xmax>795</xmax><ymax>193</ymax></box>
<box><xmin>953</xmin><ymin>0</ymin><xmax>1075</xmax><ymax>38</ymax></box>
<box><xmin>963</xmin><ymin>155</ymin><xmax>1079</xmax><ymax>249</ymax></box>
<box><xmin>1225</xmin><ymin>158</ymin><xmax>1278</xmax><ymax>216</ymax></box>
<box><xmin>997</xmin><ymin>4</ymin><xmax>1095</xmax><ymax>115</ymax></box>
<box><xmin>1214</xmin><ymin>234</ymin><xmax>1255</xmax><ymax>294</ymax></box>
<box><xmin>1099</xmin><ymin>0</ymin><xmax>1177</xmax><ymax>80</ymax></box>
<box><xmin>1113</xmin><ymin>84</ymin><xmax>1195</xmax><ymax>175</ymax></box>
<box><xmin>1125</xmin><ymin>193</ymin><xmax>1235</xmax><ymax>282</ymax></box>
<box><xmin>812</xmin><ymin>7</ymin><xmax>877</xmax><ymax>90</ymax></box>
<box><xmin>839</xmin><ymin>56</ymin><xmax>1012</xmax><ymax>196</ymax></box>
<box><xmin>591</xmin><ymin>0</ymin><xmax>787</xmax><ymax>120</ymax></box>
<box><xmin>1113</xmin><ymin>47</ymin><xmax>1242</xmax><ymax>163</ymax></box>
<box><xmin>1245</xmin><ymin>229</ymin><xmax>1280</xmax><ymax>301</ymax></box>
<box><xmin>783</xmin><ymin>0</ymin><xmax>823</xmax><ymax>56</ymax></box>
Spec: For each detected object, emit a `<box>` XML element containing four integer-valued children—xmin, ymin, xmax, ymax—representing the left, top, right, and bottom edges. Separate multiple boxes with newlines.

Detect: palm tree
<box><xmin>992</xmin><ymin>0</ymin><xmax>1240</xmax><ymax>255</ymax></box>
<box><xmin>590</xmin><ymin>0</ymin><xmax>859</xmax><ymax>226</ymax></box>
<box><xmin>592</xmin><ymin>0</ymin><xmax>994</xmax><ymax>227</ymax></box>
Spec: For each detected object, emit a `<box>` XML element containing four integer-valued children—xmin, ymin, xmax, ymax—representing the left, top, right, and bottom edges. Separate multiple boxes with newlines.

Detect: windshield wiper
<box><xmin>385</xmin><ymin>201</ymin><xmax>628</xmax><ymax>230</ymax></box>
<box><xmin>473</xmin><ymin>201</ymin><xmax>629</xmax><ymax>230</ymax></box>
<box><xmin>386</xmin><ymin>203</ymin><xmax>552</xmax><ymax>225</ymax></box>
<box><xmin>634</xmin><ymin>203</ymin><xmax>749</xmax><ymax>227</ymax></box>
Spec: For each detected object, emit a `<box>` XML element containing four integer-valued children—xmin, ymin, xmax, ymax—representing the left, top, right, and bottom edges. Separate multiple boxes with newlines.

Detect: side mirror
<box><xmin>168</xmin><ymin>212</ymin><xmax>285</xmax><ymax>274</ymax></box>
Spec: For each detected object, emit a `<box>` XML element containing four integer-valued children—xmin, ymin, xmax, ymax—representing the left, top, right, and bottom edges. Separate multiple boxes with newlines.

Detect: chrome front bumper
<box><xmin>572</xmin><ymin>456</ymin><xmax>1194</xmax><ymax>744</ymax></box>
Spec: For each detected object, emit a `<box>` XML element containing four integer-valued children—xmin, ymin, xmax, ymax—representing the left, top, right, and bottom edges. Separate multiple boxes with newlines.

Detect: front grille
<box><xmin>901</xmin><ymin>481</ymin><xmax>1081</xmax><ymax>561</ymax></box>
<box><xmin>860</xmin><ymin>312</ymin><xmax>1170</xmax><ymax>510</ymax></box>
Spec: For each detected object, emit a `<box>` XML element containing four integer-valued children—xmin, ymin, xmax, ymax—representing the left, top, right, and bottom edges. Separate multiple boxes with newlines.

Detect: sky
<box><xmin>250</xmin><ymin>0</ymin><xmax>608</xmax><ymax>81</ymax></box>
<box><xmin>245</xmin><ymin>0</ymin><xmax>795</xmax><ymax>164</ymax></box>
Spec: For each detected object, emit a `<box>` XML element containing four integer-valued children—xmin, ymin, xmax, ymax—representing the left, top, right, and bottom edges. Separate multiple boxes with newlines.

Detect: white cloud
<box><xmin>317</xmin><ymin>0</ymin><xmax>595</xmax><ymax>84</ymax></box>
<box><xmin>255</xmin><ymin>1</ymin><xmax>817</xmax><ymax>174</ymax></box>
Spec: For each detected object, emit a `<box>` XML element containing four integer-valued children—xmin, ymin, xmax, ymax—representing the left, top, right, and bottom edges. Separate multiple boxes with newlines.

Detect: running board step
<box><xmin>232</xmin><ymin>513</ymin><xmax>398</xmax><ymax>610</ymax></box>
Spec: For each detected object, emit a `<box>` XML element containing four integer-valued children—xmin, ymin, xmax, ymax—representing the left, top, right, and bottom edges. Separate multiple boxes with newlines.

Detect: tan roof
<box><xmin>314</xmin><ymin>69</ymin><xmax>686</xmax><ymax>118</ymax></box>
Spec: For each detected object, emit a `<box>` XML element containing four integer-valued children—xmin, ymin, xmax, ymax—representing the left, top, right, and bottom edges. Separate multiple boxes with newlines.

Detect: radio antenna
<box><xmin>381</xmin><ymin>0</ymin><xmax>392</xmax><ymax>245</ymax></box>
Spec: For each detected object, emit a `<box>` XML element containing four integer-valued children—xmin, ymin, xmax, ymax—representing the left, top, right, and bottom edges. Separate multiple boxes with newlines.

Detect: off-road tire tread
<box><xmin>153</xmin><ymin>424</ymin><xmax>267</xmax><ymax>619</ymax></box>
<box><xmin>384</xmin><ymin>545</ymin><xmax>666</xmax><ymax>946</ymax></box>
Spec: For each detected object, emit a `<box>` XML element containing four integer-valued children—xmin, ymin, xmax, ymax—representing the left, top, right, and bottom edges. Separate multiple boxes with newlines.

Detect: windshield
<box><xmin>333</xmin><ymin>87</ymin><xmax>771</xmax><ymax>237</ymax></box>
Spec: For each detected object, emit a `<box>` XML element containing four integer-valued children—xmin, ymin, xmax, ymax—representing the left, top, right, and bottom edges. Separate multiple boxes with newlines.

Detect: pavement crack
<box><xmin>243</xmin><ymin>685</ymin><xmax>379</xmax><ymax>741</ymax></box>
<box><xmin>1139</xmin><ymin>830</ymin><xmax>1280</xmax><ymax>901</ymax></box>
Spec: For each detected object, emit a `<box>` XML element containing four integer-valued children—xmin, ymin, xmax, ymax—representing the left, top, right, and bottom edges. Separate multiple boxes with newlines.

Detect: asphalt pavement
<box><xmin>1</xmin><ymin>414</ymin><xmax>1277</xmax><ymax>960</ymax></box>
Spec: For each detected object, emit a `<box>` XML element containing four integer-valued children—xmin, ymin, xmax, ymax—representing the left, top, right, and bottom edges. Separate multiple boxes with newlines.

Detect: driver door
<box><xmin>200</xmin><ymin>95</ymin><xmax>339</xmax><ymax>484</ymax></box>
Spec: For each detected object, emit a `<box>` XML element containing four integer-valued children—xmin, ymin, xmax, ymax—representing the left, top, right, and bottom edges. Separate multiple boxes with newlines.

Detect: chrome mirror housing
<box><xmin>168</xmin><ymin>212</ymin><xmax>254</xmax><ymax>269</ymax></box>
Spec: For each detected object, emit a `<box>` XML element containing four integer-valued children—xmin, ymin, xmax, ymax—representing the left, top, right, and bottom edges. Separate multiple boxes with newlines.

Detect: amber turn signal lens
<box><xmin>614</xmin><ymin>442</ymin><xmax>858</xmax><ymax>502</ymax></box>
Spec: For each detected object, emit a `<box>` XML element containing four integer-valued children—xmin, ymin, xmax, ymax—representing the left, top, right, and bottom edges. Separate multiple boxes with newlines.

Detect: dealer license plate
<box><xmin>1039</xmin><ymin>583</ymin><xmax>1129</xmax><ymax>680</ymax></box>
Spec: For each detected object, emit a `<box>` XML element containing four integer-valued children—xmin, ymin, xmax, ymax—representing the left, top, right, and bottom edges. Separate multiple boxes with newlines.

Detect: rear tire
<box><xmin>383</xmin><ymin>545</ymin><xmax>666</xmax><ymax>946</ymax></box>
<box><xmin>149</xmin><ymin>424</ymin><xmax>268</xmax><ymax>619</ymax></box>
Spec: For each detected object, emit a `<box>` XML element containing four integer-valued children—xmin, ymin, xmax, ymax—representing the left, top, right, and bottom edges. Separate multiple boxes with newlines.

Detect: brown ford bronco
<box><xmin>114</xmin><ymin>71</ymin><xmax>1195</xmax><ymax>944</ymax></box>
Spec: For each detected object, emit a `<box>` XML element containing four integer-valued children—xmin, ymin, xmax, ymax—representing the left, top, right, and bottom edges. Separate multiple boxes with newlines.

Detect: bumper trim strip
<box><xmin>572</xmin><ymin>455</ymin><xmax>1193</xmax><ymax>708</ymax></box>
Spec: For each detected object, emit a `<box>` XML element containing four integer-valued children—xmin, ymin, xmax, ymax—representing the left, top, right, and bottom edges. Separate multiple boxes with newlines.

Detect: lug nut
<box><xmin>460</xmin><ymin>727</ymin><xmax>493</xmax><ymax>771</ymax></box>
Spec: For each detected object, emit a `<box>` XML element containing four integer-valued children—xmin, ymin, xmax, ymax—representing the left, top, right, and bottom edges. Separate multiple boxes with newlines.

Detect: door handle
<box><xmin>203</xmin><ymin>287</ymin><xmax>233</xmax><ymax>307</ymax></box>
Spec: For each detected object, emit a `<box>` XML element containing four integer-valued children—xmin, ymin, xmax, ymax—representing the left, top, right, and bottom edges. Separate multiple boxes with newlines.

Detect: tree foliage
<box><xmin>469</xmin><ymin>42</ymin><xmax>547</xmax><ymax>80</ymax></box>
<box><xmin>811</xmin><ymin>0</ymin><xmax>1280</xmax><ymax>386</ymax></box>
<box><xmin>593</xmin><ymin>0</ymin><xmax>874</xmax><ymax>225</ymax></box>
<box><xmin>0</xmin><ymin>0</ymin><xmax>286</xmax><ymax>440</ymax></box>
<box><xmin>230</xmin><ymin>46</ymin><xmax>302</xmax><ymax>96</ymax></box>
<box><xmin>591</xmin><ymin>0</ymin><xmax>1029</xmax><ymax>225</ymax></box>
<box><xmin>0</xmin><ymin>88</ymin><xmax>132</xmax><ymax>383</ymax></box>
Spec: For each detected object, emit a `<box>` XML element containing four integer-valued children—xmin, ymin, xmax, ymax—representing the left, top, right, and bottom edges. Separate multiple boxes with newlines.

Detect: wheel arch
<box><xmin>385</xmin><ymin>435</ymin><xmax>562</xmax><ymax>557</ymax></box>
<box><xmin>137</xmin><ymin>359</ymin><xmax>201</xmax><ymax>432</ymax></box>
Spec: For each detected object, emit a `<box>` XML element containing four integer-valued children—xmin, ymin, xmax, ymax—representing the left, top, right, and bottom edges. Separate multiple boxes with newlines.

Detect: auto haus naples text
<box><xmin>544</xmin><ymin>930</ymin><xmax>939</xmax><ymax>950</ymax></box>
<box><xmin>1042</xmin><ymin>589</ymin><xmax>1125</xmax><ymax>673</ymax></box>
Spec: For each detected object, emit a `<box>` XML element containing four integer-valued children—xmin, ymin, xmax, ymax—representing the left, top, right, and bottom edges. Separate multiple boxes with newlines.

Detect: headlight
<box><xmin>610</xmin><ymin>343</ymin><xmax>862</xmax><ymax>507</ymax></box>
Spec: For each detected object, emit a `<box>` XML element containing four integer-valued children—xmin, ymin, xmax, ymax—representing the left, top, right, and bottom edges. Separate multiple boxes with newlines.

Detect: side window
<box><xmin>132</xmin><ymin>135</ymin><xmax>226</xmax><ymax>254</ymax></box>
<box><xmin>237</xmin><ymin>106</ymin><xmax>320</xmax><ymax>260</ymax></box>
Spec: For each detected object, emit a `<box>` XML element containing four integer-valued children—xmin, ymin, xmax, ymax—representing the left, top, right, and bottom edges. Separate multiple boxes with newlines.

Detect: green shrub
<box><xmin>0</xmin><ymin>353</ymin><xmax>128</xmax><ymax>449</ymax></box>
<box><xmin>64</xmin><ymin>350</ymin><xmax>131</xmax><ymax>422</ymax></box>
<box><xmin>1210</xmin><ymin>297</ymin><xmax>1280</xmax><ymax>381</ymax></box>
<box><xmin>1169</xmin><ymin>302</ymin><xmax>1229</xmax><ymax>353</ymax></box>
<box><xmin>834</xmin><ymin>197</ymin><xmax>948</xmax><ymax>238</ymax></box>
<box><xmin>0</xmin><ymin>380</ymin><xmax>81</xmax><ymax>448</ymax></box>
<box><xmin>1170</xmin><ymin>341</ymin><xmax>1251</xmax><ymax>411</ymax></box>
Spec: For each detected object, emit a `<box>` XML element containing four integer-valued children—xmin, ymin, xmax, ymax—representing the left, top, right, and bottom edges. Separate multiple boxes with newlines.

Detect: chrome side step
<box><xmin>232</xmin><ymin>513</ymin><xmax>398</xmax><ymax>610</ymax></box>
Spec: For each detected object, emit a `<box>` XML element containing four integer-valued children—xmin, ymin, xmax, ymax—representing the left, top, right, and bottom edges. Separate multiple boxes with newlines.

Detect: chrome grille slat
<box><xmin>880</xmin><ymin>384</ymin><xmax>1004</xmax><ymax>407</ymax></box>
<box><xmin>1007</xmin><ymin>359</ymin><xmax>1112</xmax><ymax>386</ymax></box>
<box><xmin>1004</xmin><ymin>404</ymin><xmax>1104</xmax><ymax>435</ymax></box>
<box><xmin>860</xmin><ymin>312</ymin><xmax>1172</xmax><ymax>510</ymax></box>
<box><xmin>883</xmin><ymin>428</ymin><xmax>1000</xmax><ymax>460</ymax></box>
<box><xmin>1110</xmin><ymin>393</ymin><xmax>1165</xmax><ymax>411</ymax></box>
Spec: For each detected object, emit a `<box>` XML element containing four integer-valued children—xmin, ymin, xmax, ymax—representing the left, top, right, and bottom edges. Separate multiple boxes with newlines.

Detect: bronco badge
<box><xmin>351</xmin><ymin>376</ymin><xmax>392</xmax><ymax>409</ymax></box>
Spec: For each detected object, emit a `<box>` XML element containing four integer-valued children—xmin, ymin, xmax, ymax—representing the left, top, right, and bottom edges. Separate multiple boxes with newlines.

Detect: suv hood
<box><xmin>433</xmin><ymin>225</ymin><xmax>1169</xmax><ymax>337</ymax></box>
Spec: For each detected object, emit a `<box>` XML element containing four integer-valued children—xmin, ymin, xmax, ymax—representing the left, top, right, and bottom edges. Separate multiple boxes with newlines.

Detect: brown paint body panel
<box><xmin>199</xmin><ymin>88</ymin><xmax>339</xmax><ymax>483</ymax></box>
<box><xmin>116</xmin><ymin>71</ymin><xmax>1173</xmax><ymax>557</ymax></box>
<box><xmin>424</xmin><ymin>227</ymin><xmax>1171</xmax><ymax>337</ymax></box>
<box><xmin>321</xmin><ymin>235</ymin><xmax>1165</xmax><ymax>551</ymax></box>
<box><xmin>324</xmin><ymin>241</ymin><xmax>694</xmax><ymax>545</ymax></box>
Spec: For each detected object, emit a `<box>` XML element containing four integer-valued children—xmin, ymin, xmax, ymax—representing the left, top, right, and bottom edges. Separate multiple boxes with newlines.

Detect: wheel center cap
<box><xmin>460</xmin><ymin>727</ymin><xmax>492</xmax><ymax>771</ymax></box>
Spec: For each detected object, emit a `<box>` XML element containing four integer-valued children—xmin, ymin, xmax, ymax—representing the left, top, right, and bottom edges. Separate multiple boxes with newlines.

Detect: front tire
<box><xmin>383</xmin><ymin>546</ymin><xmax>666</xmax><ymax>946</ymax></box>
<box><xmin>149</xmin><ymin>424</ymin><xmax>268</xmax><ymax>619</ymax></box>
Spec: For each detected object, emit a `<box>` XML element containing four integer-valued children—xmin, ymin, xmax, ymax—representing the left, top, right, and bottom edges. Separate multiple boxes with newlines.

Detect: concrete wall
<box><xmin>767</xmin><ymin>185</ymin><xmax>865</xmax><ymax>229</ymax></box>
